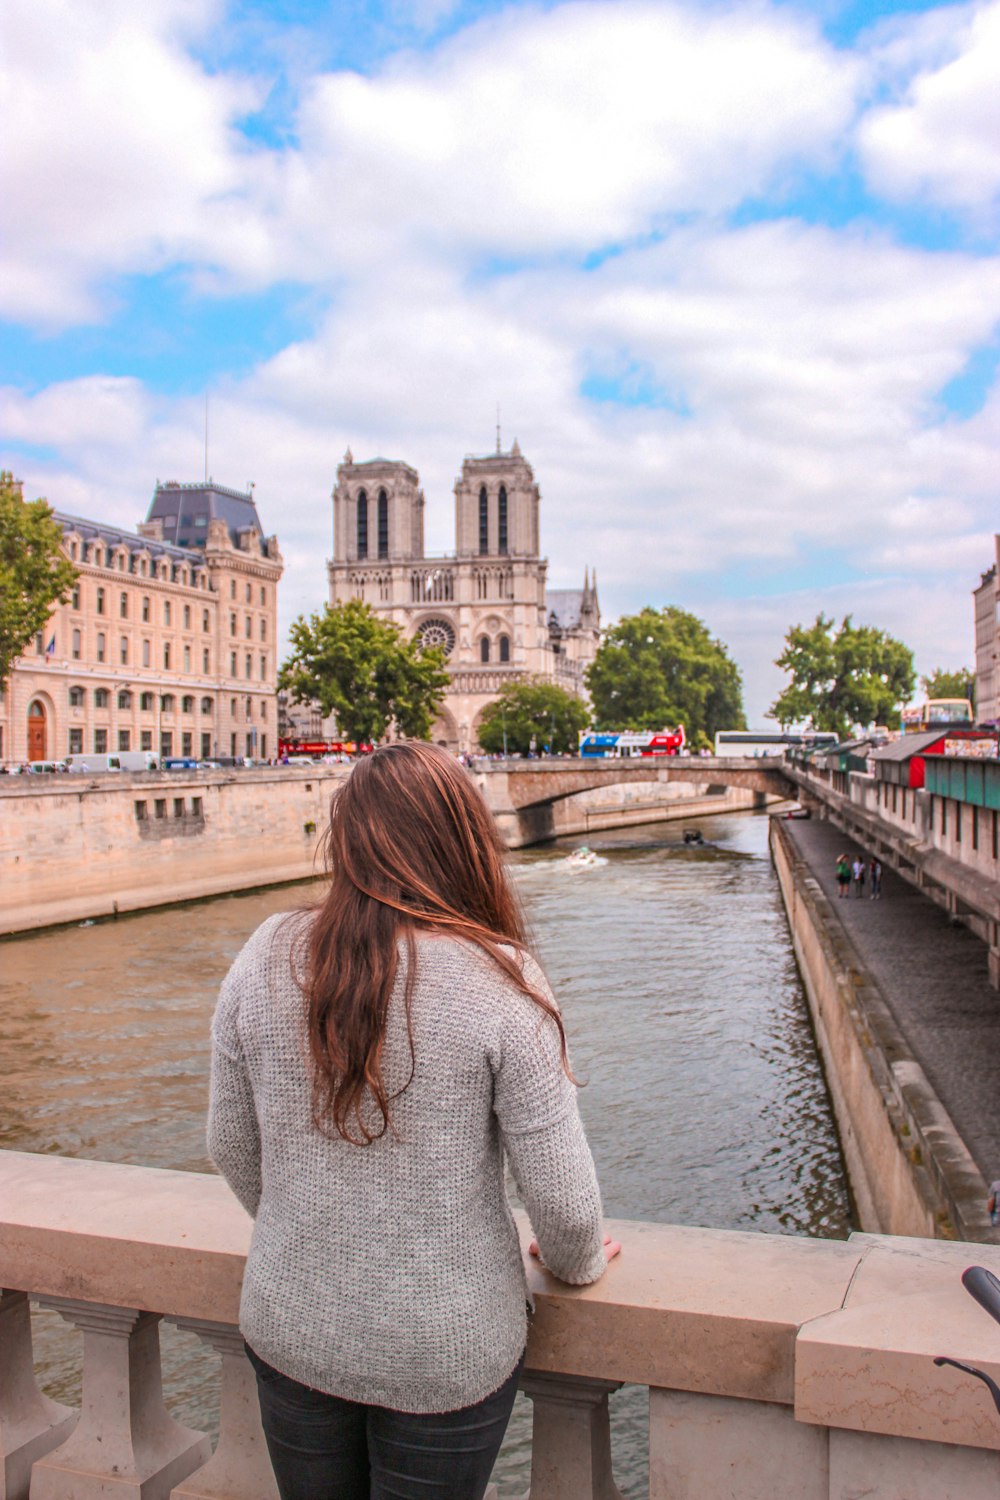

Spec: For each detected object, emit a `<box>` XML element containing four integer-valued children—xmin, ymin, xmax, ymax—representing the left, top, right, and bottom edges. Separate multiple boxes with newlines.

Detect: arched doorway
<box><xmin>27</xmin><ymin>700</ymin><xmax>47</xmax><ymax>761</ymax></box>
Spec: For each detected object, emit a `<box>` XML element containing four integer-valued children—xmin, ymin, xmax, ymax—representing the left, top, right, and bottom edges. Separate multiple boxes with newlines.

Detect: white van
<box><xmin>65</xmin><ymin>751</ymin><xmax>159</xmax><ymax>774</ymax></box>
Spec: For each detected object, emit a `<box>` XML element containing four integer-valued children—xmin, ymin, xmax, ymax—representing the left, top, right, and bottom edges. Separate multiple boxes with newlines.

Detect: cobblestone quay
<box><xmin>783</xmin><ymin>815</ymin><xmax>1000</xmax><ymax>1190</ymax></box>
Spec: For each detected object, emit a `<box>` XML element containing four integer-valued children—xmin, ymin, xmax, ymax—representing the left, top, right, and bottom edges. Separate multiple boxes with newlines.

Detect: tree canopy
<box><xmin>279</xmin><ymin>599</ymin><xmax>450</xmax><ymax>745</ymax></box>
<box><xmin>920</xmin><ymin>667</ymin><xmax>975</xmax><ymax>707</ymax></box>
<box><xmin>477</xmin><ymin>679</ymin><xmax>590</xmax><ymax>755</ymax></box>
<box><xmin>0</xmin><ymin>471</ymin><xmax>78</xmax><ymax>684</ymax></box>
<box><xmin>584</xmin><ymin>605</ymin><xmax>746</xmax><ymax>748</ymax></box>
<box><xmin>769</xmin><ymin>614</ymin><xmax>915</xmax><ymax>738</ymax></box>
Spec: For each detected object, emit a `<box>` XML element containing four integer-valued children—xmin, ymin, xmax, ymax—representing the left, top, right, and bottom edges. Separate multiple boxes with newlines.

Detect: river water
<box><xmin>0</xmin><ymin>810</ymin><xmax>851</xmax><ymax>1495</ymax></box>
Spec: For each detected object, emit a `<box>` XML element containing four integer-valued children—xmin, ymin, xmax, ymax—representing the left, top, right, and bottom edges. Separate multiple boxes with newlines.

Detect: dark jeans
<box><xmin>245</xmin><ymin>1342</ymin><xmax>524</xmax><ymax>1500</ymax></box>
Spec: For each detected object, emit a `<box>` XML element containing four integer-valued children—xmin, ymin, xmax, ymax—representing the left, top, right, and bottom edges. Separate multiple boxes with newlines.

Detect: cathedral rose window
<box><xmin>416</xmin><ymin>618</ymin><xmax>456</xmax><ymax>658</ymax></box>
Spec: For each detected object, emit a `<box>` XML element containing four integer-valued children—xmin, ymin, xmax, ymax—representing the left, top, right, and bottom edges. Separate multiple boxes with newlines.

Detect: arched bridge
<box><xmin>474</xmin><ymin>756</ymin><xmax>799</xmax><ymax>846</ymax></box>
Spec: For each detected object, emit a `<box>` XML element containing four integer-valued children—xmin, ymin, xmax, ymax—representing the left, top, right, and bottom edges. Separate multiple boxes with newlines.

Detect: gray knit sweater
<box><xmin>207</xmin><ymin>912</ymin><xmax>608</xmax><ymax>1413</ymax></box>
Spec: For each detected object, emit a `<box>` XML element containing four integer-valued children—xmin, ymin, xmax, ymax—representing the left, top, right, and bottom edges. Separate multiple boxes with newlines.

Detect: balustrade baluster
<box><xmin>29</xmin><ymin>1299</ymin><xmax>210</xmax><ymax>1500</ymax></box>
<box><xmin>168</xmin><ymin>1320</ymin><xmax>277</xmax><ymax>1500</ymax></box>
<box><xmin>0</xmin><ymin>1289</ymin><xmax>76</xmax><ymax>1500</ymax></box>
<box><xmin>519</xmin><ymin>1371</ymin><xmax>623</xmax><ymax>1500</ymax></box>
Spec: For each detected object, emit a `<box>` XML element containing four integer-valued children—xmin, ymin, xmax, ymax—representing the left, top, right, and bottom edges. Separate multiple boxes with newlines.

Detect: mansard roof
<box><xmin>147</xmin><ymin>480</ymin><xmax>264</xmax><ymax>550</ymax></box>
<box><xmin>54</xmin><ymin>511</ymin><xmax>205</xmax><ymax>567</ymax></box>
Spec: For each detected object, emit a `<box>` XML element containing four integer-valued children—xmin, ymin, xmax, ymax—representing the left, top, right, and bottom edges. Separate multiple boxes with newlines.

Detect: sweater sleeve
<box><xmin>207</xmin><ymin>948</ymin><xmax>262</xmax><ymax>1218</ymax></box>
<box><xmin>492</xmin><ymin>958</ymin><xmax>607</xmax><ymax>1286</ymax></box>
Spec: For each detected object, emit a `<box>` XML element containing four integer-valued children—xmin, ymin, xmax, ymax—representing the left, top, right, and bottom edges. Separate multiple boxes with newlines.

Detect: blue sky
<box><xmin>2</xmin><ymin>0</ymin><xmax>999</xmax><ymax>718</ymax></box>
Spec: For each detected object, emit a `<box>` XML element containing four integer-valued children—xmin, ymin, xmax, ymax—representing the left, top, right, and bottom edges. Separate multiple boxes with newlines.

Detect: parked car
<box><xmin>161</xmin><ymin>757</ymin><xmax>199</xmax><ymax>771</ymax></box>
<box><xmin>26</xmin><ymin>760</ymin><xmax>69</xmax><ymax>774</ymax></box>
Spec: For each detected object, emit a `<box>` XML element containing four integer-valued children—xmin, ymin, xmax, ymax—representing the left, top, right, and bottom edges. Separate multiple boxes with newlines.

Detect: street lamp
<box><xmin>502</xmin><ymin>703</ymin><xmax>508</xmax><ymax>760</ymax></box>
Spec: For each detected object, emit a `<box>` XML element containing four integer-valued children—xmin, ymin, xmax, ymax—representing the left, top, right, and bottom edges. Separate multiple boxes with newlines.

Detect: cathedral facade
<box><xmin>327</xmin><ymin>443</ymin><xmax>599</xmax><ymax>751</ymax></box>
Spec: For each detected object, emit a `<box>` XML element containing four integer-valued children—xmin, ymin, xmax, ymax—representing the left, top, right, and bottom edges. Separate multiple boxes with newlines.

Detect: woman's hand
<box><xmin>529</xmin><ymin>1232</ymin><xmax>621</xmax><ymax>1263</ymax></box>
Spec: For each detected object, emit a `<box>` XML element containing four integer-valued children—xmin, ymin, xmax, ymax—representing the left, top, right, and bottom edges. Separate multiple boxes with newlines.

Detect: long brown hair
<box><xmin>303</xmin><ymin>741</ymin><xmax>567</xmax><ymax>1143</ymax></box>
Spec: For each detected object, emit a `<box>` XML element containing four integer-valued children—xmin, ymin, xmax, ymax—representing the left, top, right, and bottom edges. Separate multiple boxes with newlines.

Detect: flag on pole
<box><xmin>45</xmin><ymin>635</ymin><xmax>56</xmax><ymax>657</ymax></box>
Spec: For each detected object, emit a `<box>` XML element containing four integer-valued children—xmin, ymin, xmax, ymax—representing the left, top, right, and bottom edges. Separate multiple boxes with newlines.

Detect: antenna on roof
<box><xmin>496</xmin><ymin>403</ymin><xmax>501</xmax><ymax>456</ymax></box>
<box><xmin>204</xmin><ymin>394</ymin><xmax>209</xmax><ymax>484</ymax></box>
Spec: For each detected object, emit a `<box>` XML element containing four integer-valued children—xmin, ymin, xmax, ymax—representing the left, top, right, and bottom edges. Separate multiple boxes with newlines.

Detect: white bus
<box><xmin>714</xmin><ymin>730</ymin><xmax>838</xmax><ymax>758</ymax></box>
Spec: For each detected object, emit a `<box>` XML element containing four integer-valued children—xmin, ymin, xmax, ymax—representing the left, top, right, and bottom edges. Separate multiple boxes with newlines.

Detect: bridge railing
<box><xmin>3</xmin><ymin>1151</ymin><xmax>1000</xmax><ymax>1499</ymax></box>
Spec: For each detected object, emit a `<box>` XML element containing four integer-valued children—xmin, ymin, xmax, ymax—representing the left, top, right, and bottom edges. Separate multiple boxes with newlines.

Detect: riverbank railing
<box><xmin>3</xmin><ymin>1151</ymin><xmax>1000</xmax><ymax>1499</ymax></box>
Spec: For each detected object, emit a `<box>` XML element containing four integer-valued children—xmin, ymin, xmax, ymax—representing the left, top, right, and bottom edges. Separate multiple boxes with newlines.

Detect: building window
<box><xmin>183</xmin><ymin>604</ymin><xmax>191</xmax><ymax>629</ymax></box>
<box><xmin>161</xmin><ymin>694</ymin><xmax>175</xmax><ymax>712</ymax></box>
<box><xmin>230</xmin><ymin>612</ymin><xmax>237</xmax><ymax>636</ymax></box>
<box><xmin>231</xmin><ymin>698</ymin><xmax>237</xmax><ymax>715</ymax></box>
<box><xmin>230</xmin><ymin>579</ymin><xmax>236</xmax><ymax>599</ymax></box>
<box><xmin>141</xmin><ymin>730</ymin><xmax>152</xmax><ymax>751</ymax></box>
<box><xmin>181</xmin><ymin>733</ymin><xmax>193</xmax><ymax>758</ymax></box>
<box><xmin>201</xmin><ymin>733</ymin><xmax>211</xmax><ymax>758</ymax></box>
<box><xmin>203</xmin><ymin>648</ymin><xmax>210</xmax><ymax>672</ymax></box>
<box><xmin>246</xmin><ymin>582</ymin><xmax>252</xmax><ymax>603</ymax></box>
<box><xmin>192</xmin><ymin>796</ymin><xmax>202</xmax><ymax>817</ymax></box>
<box><xmin>260</xmin><ymin>653</ymin><xmax>266</xmax><ymax>679</ymax></box>
<box><xmin>69</xmin><ymin>686</ymin><xmax>84</xmax><ymax>706</ymax></box>
<box><xmin>135</xmin><ymin>800</ymin><xmax>147</xmax><ymax>821</ymax></box>
<box><xmin>260</xmin><ymin>618</ymin><xmax>266</xmax><ymax>641</ymax></box>
<box><xmin>155</xmin><ymin>798</ymin><xmax>167</xmax><ymax>820</ymax></box>
<box><xmin>118</xmin><ymin>729</ymin><xmax>131</xmax><ymax>752</ymax></box>
<box><xmin>261</xmin><ymin>734</ymin><xmax>267</xmax><ymax>758</ymax></box>
<box><xmin>499</xmin><ymin>634</ymin><xmax>510</xmax><ymax>663</ymax></box>
<box><xmin>72</xmin><ymin>629</ymin><xmax>81</xmax><ymax>660</ymax></box>
<box><xmin>377</xmin><ymin>489</ymin><xmax>389</xmax><ymax>559</ymax></box>
<box><xmin>201</xmin><ymin>696</ymin><xmax>213</xmax><ymax>713</ymax></box>
<box><xmin>72</xmin><ymin>585</ymin><xmax>81</xmax><ymax>610</ymax></box>
<box><xmin>246</xmin><ymin>732</ymin><xmax>254</xmax><ymax>756</ymax></box>
<box><xmin>230</xmin><ymin>651</ymin><xmax>237</xmax><ymax>675</ymax></box>
<box><xmin>357</xmin><ymin>490</ymin><xmax>368</xmax><ymax>558</ymax></box>
<box><xmin>69</xmin><ymin>728</ymin><xmax>83</xmax><ymax>754</ymax></box>
<box><xmin>118</xmin><ymin>691</ymin><xmax>131</xmax><ymax>710</ymax></box>
<box><xmin>120</xmin><ymin>636</ymin><xmax>129</xmax><ymax>665</ymax></box>
<box><xmin>163</xmin><ymin>643</ymin><xmax>171</xmax><ymax>670</ymax></box>
<box><xmin>94</xmin><ymin>728</ymin><xmax>108</xmax><ymax>754</ymax></box>
<box><xmin>142</xmin><ymin>596</ymin><xmax>150</xmax><ymax>622</ymax></box>
<box><xmin>260</xmin><ymin>699</ymin><xmax>267</xmax><ymax>719</ymax></box>
<box><xmin>140</xmin><ymin>692</ymin><xmax>154</xmax><ymax>711</ymax></box>
<box><xmin>202</xmin><ymin>608</ymin><xmax>210</xmax><ymax>631</ymax></box>
<box><xmin>35</xmin><ymin>631</ymin><xmax>44</xmax><ymax>654</ymax></box>
<box><xmin>182</xmin><ymin>695</ymin><xmax>195</xmax><ymax>713</ymax></box>
<box><xmin>479</xmin><ymin>486</ymin><xmax>488</xmax><ymax>555</ymax></box>
<box><xmin>183</xmin><ymin>645</ymin><xmax>191</xmax><ymax>671</ymax></box>
<box><xmin>95</xmin><ymin>688</ymin><xmax>109</xmax><ymax>707</ymax></box>
<box><xmin>164</xmin><ymin>601</ymin><xmax>171</xmax><ymax>626</ymax></box>
<box><xmin>260</xmin><ymin>585</ymin><xmax>266</xmax><ymax>606</ymax></box>
<box><xmin>96</xmin><ymin>587</ymin><xmax>105</xmax><ymax>615</ymax></box>
<box><xmin>480</xmin><ymin>636</ymin><xmax>490</xmax><ymax>663</ymax></box>
<box><xmin>498</xmin><ymin>485</ymin><xmax>508</xmax><ymax>554</ymax></box>
<box><xmin>160</xmin><ymin>731</ymin><xmax>173</xmax><ymax>757</ymax></box>
<box><xmin>96</xmin><ymin>632</ymin><xmax>106</xmax><ymax>663</ymax></box>
<box><xmin>120</xmin><ymin>592</ymin><xmax>129</xmax><ymax>618</ymax></box>
<box><xmin>142</xmin><ymin>639</ymin><xmax>151</xmax><ymax>667</ymax></box>
<box><xmin>231</xmin><ymin>732</ymin><xmax>237</xmax><ymax>756</ymax></box>
<box><xmin>245</xmin><ymin>615</ymin><xmax>252</xmax><ymax>638</ymax></box>
<box><xmin>245</xmin><ymin>653</ymin><xmax>252</xmax><ymax>678</ymax></box>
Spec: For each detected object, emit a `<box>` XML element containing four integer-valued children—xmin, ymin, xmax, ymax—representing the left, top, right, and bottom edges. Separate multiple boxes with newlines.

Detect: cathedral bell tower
<box><xmin>332</xmin><ymin>451</ymin><xmax>424</xmax><ymax>564</ymax></box>
<box><xmin>454</xmin><ymin>439</ymin><xmax>540</xmax><ymax>559</ymax></box>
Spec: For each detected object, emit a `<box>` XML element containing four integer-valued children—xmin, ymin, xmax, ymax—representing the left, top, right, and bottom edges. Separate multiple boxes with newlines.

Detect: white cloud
<box><xmin>858</xmin><ymin>0</ymin><xmax>1000</xmax><ymax>215</ymax></box>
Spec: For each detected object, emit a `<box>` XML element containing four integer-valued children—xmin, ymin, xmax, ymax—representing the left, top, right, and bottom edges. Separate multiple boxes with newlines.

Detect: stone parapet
<box><xmin>3</xmin><ymin>1151</ymin><xmax>1000</xmax><ymax>1497</ymax></box>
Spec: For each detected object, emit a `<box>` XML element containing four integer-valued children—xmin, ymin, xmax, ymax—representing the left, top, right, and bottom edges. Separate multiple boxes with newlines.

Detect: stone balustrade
<box><xmin>3</xmin><ymin>1151</ymin><xmax>1000</xmax><ymax>1499</ymax></box>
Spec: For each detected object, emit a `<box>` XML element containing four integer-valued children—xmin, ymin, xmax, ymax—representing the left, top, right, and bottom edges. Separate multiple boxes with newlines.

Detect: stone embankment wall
<box><xmin>771</xmin><ymin>817</ymin><xmax>995</xmax><ymax>1244</ymax></box>
<box><xmin>1</xmin><ymin>769</ymin><xmax>758</xmax><ymax>934</ymax></box>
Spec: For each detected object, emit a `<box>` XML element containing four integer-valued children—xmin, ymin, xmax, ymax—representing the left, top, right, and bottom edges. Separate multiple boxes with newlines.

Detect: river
<box><xmin>0</xmin><ymin>810</ymin><xmax>851</xmax><ymax>1495</ymax></box>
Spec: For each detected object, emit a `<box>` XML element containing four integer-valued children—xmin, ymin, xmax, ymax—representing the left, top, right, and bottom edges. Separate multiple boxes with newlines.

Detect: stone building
<box><xmin>974</xmin><ymin>561</ymin><xmax>998</xmax><ymax>723</ymax></box>
<box><xmin>1</xmin><ymin>481</ymin><xmax>283</xmax><ymax>765</ymax></box>
<box><xmin>327</xmin><ymin>443</ymin><xmax>600</xmax><ymax>750</ymax></box>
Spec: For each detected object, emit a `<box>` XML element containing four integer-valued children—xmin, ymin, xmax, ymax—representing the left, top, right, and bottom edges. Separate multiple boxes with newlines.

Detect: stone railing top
<box><xmin>5</xmin><ymin>1151</ymin><xmax>1000</xmax><ymax>1446</ymax></box>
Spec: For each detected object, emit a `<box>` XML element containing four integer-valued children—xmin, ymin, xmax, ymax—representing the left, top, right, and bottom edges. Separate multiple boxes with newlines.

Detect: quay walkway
<box><xmin>783</xmin><ymin>816</ymin><xmax>1000</xmax><ymax>1192</ymax></box>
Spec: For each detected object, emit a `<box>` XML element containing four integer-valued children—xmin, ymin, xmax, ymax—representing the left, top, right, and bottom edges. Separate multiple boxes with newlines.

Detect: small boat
<box><xmin>565</xmin><ymin>846</ymin><xmax>601</xmax><ymax>871</ymax></box>
<box><xmin>682</xmin><ymin>829</ymin><xmax>705</xmax><ymax>846</ymax></box>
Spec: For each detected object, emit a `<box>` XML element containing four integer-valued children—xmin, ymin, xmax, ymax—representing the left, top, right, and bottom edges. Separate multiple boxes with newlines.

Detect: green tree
<box><xmin>279</xmin><ymin>599</ymin><xmax>450</xmax><ymax>745</ymax></box>
<box><xmin>0</xmin><ymin>471</ymin><xmax>78</xmax><ymax>683</ymax></box>
<box><xmin>477</xmin><ymin>680</ymin><xmax>590</xmax><ymax>755</ymax></box>
<box><xmin>920</xmin><ymin>667</ymin><xmax>975</xmax><ymax>708</ymax></box>
<box><xmin>769</xmin><ymin>614</ymin><xmax>915</xmax><ymax>738</ymax></box>
<box><xmin>584</xmin><ymin>606</ymin><xmax>746</xmax><ymax>748</ymax></box>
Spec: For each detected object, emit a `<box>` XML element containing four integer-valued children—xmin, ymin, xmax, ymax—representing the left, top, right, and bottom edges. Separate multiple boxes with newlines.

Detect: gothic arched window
<box><xmin>480</xmin><ymin>635</ymin><xmax>490</xmax><ymax>663</ymax></box>
<box><xmin>479</xmin><ymin>486</ymin><xmax>488</xmax><ymax>555</ymax></box>
<box><xmin>499</xmin><ymin>634</ymin><xmax>510</xmax><ymax>663</ymax></box>
<box><xmin>357</xmin><ymin>490</ymin><xmax>368</xmax><ymax>558</ymax></box>
<box><xmin>498</xmin><ymin>485</ymin><xmax>508</xmax><ymax>555</ymax></box>
<box><xmin>377</xmin><ymin>489</ymin><xmax>389</xmax><ymax>559</ymax></box>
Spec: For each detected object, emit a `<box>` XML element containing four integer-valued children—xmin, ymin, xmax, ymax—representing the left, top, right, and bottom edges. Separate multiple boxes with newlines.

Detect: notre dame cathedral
<box><xmin>327</xmin><ymin>441</ymin><xmax>600</xmax><ymax>751</ymax></box>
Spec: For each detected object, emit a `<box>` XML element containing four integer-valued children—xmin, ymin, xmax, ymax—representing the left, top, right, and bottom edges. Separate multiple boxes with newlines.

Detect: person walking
<box><xmin>208</xmin><ymin>741</ymin><xmax>619</xmax><ymax>1500</ymax></box>
<box><xmin>835</xmin><ymin>854</ymin><xmax>851</xmax><ymax>899</ymax></box>
<box><xmin>869</xmin><ymin>857</ymin><xmax>883</xmax><ymax>900</ymax></box>
<box><xmin>851</xmin><ymin>856</ymin><xmax>866</xmax><ymax>898</ymax></box>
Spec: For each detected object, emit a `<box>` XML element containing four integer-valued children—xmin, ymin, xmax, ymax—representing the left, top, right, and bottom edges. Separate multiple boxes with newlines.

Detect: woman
<box><xmin>208</xmin><ymin>741</ymin><xmax>619</xmax><ymax>1500</ymax></box>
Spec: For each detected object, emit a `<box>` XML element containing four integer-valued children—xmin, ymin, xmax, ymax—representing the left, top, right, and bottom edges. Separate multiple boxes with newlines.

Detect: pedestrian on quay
<box><xmin>208</xmin><ymin>740</ymin><xmax>620</xmax><ymax>1500</ymax></box>
<box><xmin>989</xmin><ymin>1180</ymin><xmax>1000</xmax><ymax>1228</ymax></box>
<box><xmin>836</xmin><ymin>853</ymin><xmax>851</xmax><ymax>898</ymax></box>
<box><xmin>851</xmin><ymin>855</ymin><xmax>866</xmax><ymax>898</ymax></box>
<box><xmin>869</xmin><ymin>857</ymin><xmax>883</xmax><ymax>900</ymax></box>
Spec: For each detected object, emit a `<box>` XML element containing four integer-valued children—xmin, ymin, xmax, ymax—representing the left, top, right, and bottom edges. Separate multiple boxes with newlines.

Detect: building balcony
<box><xmin>3</xmin><ymin>1150</ymin><xmax>1000</xmax><ymax>1499</ymax></box>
